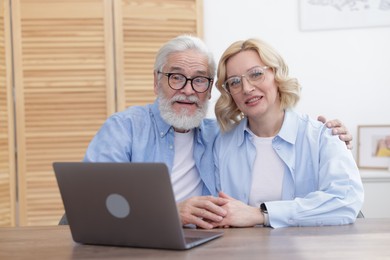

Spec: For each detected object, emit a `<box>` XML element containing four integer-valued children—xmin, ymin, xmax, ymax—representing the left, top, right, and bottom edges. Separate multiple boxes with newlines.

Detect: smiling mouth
<box><xmin>245</xmin><ymin>96</ymin><xmax>262</xmax><ymax>104</ymax></box>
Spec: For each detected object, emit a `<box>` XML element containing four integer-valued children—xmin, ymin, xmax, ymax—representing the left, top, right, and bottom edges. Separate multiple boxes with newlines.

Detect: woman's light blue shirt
<box><xmin>214</xmin><ymin>110</ymin><xmax>364</xmax><ymax>228</ymax></box>
<box><xmin>84</xmin><ymin>99</ymin><xmax>219</xmax><ymax>196</ymax></box>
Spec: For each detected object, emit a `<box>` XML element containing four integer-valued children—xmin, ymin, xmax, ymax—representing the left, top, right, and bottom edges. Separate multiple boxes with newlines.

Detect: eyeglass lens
<box><xmin>224</xmin><ymin>66</ymin><xmax>267</xmax><ymax>94</ymax></box>
<box><xmin>168</xmin><ymin>73</ymin><xmax>210</xmax><ymax>93</ymax></box>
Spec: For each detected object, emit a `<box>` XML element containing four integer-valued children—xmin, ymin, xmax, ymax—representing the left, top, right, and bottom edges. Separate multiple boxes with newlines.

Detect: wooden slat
<box><xmin>12</xmin><ymin>0</ymin><xmax>115</xmax><ymax>226</ymax></box>
<box><xmin>7</xmin><ymin>0</ymin><xmax>202</xmax><ymax>227</ymax></box>
<box><xmin>115</xmin><ymin>0</ymin><xmax>203</xmax><ymax>110</ymax></box>
<box><xmin>0</xmin><ymin>0</ymin><xmax>16</xmax><ymax>227</ymax></box>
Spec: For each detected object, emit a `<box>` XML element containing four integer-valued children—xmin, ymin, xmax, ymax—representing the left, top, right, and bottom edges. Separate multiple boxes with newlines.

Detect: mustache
<box><xmin>170</xmin><ymin>95</ymin><xmax>200</xmax><ymax>105</ymax></box>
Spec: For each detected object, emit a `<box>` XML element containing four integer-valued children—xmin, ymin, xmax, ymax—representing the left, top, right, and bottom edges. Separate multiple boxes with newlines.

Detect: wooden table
<box><xmin>1</xmin><ymin>218</ymin><xmax>390</xmax><ymax>259</ymax></box>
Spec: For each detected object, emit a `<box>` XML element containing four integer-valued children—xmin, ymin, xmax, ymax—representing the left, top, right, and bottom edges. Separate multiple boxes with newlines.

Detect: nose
<box><xmin>242</xmin><ymin>77</ymin><xmax>254</xmax><ymax>94</ymax></box>
<box><xmin>180</xmin><ymin>79</ymin><xmax>196</xmax><ymax>95</ymax></box>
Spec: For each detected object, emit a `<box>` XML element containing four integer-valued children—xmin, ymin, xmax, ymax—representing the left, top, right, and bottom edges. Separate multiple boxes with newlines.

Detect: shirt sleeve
<box><xmin>83</xmin><ymin>114</ymin><xmax>132</xmax><ymax>162</ymax></box>
<box><xmin>267</xmin><ymin>127</ymin><xmax>364</xmax><ymax>228</ymax></box>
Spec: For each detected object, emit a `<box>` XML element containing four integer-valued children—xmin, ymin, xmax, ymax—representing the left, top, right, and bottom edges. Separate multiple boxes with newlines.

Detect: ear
<box><xmin>153</xmin><ymin>71</ymin><xmax>159</xmax><ymax>95</ymax></box>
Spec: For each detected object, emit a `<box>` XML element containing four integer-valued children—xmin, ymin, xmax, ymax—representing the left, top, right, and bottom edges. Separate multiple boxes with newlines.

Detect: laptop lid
<box><xmin>53</xmin><ymin>162</ymin><xmax>223</xmax><ymax>250</ymax></box>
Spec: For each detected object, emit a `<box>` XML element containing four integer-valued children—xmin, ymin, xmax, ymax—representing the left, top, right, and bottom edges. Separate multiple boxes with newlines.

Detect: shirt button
<box><xmin>169</xmin><ymin>145</ymin><xmax>173</xmax><ymax>150</ymax></box>
<box><xmin>160</xmin><ymin>132</ymin><xmax>164</xmax><ymax>137</ymax></box>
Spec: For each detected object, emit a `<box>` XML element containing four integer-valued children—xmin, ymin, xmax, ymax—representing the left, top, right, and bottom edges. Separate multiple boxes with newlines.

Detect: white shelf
<box><xmin>360</xmin><ymin>169</ymin><xmax>390</xmax><ymax>182</ymax></box>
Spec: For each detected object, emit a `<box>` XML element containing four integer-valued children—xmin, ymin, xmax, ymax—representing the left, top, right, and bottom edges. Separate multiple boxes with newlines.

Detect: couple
<box><xmin>62</xmin><ymin>35</ymin><xmax>363</xmax><ymax>229</ymax></box>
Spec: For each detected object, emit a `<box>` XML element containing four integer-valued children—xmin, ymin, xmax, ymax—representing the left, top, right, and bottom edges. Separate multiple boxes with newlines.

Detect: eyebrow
<box><xmin>166</xmin><ymin>66</ymin><xmax>208</xmax><ymax>76</ymax></box>
<box><xmin>227</xmin><ymin>65</ymin><xmax>263</xmax><ymax>78</ymax></box>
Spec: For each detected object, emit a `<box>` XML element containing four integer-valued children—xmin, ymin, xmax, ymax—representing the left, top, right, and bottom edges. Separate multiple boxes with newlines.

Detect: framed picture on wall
<box><xmin>299</xmin><ymin>0</ymin><xmax>390</xmax><ymax>31</ymax></box>
<box><xmin>357</xmin><ymin>125</ymin><xmax>390</xmax><ymax>169</ymax></box>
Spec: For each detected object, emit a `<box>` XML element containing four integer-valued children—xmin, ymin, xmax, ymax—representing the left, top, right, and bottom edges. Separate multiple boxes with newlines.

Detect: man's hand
<box><xmin>177</xmin><ymin>196</ymin><xmax>228</xmax><ymax>229</ymax></box>
<box><xmin>318</xmin><ymin>115</ymin><xmax>353</xmax><ymax>149</ymax></box>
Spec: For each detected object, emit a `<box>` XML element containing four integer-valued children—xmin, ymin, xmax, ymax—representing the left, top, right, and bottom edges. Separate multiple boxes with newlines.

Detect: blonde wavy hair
<box><xmin>215</xmin><ymin>38</ymin><xmax>301</xmax><ymax>132</ymax></box>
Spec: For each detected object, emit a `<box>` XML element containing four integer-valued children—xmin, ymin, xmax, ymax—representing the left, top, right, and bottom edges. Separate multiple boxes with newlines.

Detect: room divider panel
<box><xmin>0</xmin><ymin>0</ymin><xmax>16</xmax><ymax>227</ymax></box>
<box><xmin>1</xmin><ymin>0</ymin><xmax>202</xmax><ymax>226</ymax></box>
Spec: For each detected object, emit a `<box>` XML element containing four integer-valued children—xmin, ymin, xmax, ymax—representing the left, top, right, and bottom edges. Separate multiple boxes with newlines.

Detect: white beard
<box><xmin>158</xmin><ymin>89</ymin><xmax>208</xmax><ymax>131</ymax></box>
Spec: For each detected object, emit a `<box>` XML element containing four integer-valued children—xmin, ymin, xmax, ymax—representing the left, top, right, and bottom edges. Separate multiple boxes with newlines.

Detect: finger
<box><xmin>187</xmin><ymin>216</ymin><xmax>214</xmax><ymax>230</ymax></box>
<box><xmin>317</xmin><ymin>115</ymin><xmax>326</xmax><ymax>124</ymax></box>
<box><xmin>194</xmin><ymin>205</ymin><xmax>225</xmax><ymax>222</ymax></box>
<box><xmin>331</xmin><ymin>125</ymin><xmax>347</xmax><ymax>135</ymax></box>
<box><xmin>326</xmin><ymin>119</ymin><xmax>342</xmax><ymax>128</ymax></box>
<box><xmin>180</xmin><ymin>197</ymin><xmax>227</xmax><ymax>218</ymax></box>
<box><xmin>218</xmin><ymin>191</ymin><xmax>234</xmax><ymax>200</ymax></box>
<box><xmin>339</xmin><ymin>135</ymin><xmax>353</xmax><ymax>150</ymax></box>
<box><xmin>205</xmin><ymin>196</ymin><xmax>229</xmax><ymax>206</ymax></box>
<box><xmin>338</xmin><ymin>132</ymin><xmax>352</xmax><ymax>142</ymax></box>
<box><xmin>209</xmin><ymin>219</ymin><xmax>229</xmax><ymax>228</ymax></box>
<box><xmin>335</xmin><ymin>134</ymin><xmax>353</xmax><ymax>150</ymax></box>
<box><xmin>193</xmin><ymin>198</ymin><xmax>228</xmax><ymax>217</ymax></box>
<box><xmin>183</xmin><ymin>197</ymin><xmax>227</xmax><ymax>220</ymax></box>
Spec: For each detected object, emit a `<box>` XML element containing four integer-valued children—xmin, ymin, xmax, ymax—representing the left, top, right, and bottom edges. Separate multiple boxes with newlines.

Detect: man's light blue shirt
<box><xmin>214</xmin><ymin>110</ymin><xmax>364</xmax><ymax>228</ymax></box>
<box><xmin>84</xmin><ymin>99</ymin><xmax>219</xmax><ymax>196</ymax></box>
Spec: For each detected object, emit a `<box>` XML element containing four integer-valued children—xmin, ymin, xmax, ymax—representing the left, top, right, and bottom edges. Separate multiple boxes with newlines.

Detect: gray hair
<box><xmin>154</xmin><ymin>35</ymin><xmax>216</xmax><ymax>79</ymax></box>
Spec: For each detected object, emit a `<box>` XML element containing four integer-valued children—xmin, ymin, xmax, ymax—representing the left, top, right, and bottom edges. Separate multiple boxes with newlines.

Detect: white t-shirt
<box><xmin>248</xmin><ymin>135</ymin><xmax>284</xmax><ymax>207</ymax></box>
<box><xmin>171</xmin><ymin>130</ymin><xmax>202</xmax><ymax>202</ymax></box>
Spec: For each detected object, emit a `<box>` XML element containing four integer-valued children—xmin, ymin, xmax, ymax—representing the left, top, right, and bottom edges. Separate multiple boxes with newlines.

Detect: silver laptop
<box><xmin>53</xmin><ymin>162</ymin><xmax>223</xmax><ymax>250</ymax></box>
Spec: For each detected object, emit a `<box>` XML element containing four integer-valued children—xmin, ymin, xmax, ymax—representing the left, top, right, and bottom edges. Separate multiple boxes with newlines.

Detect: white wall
<box><xmin>203</xmin><ymin>0</ymin><xmax>390</xmax><ymax>218</ymax></box>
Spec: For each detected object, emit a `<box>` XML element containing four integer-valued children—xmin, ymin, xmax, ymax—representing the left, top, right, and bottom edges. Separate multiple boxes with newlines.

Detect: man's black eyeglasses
<box><xmin>158</xmin><ymin>71</ymin><xmax>212</xmax><ymax>93</ymax></box>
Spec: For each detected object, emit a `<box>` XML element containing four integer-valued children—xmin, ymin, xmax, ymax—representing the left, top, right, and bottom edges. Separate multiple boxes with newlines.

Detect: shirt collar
<box><xmin>236</xmin><ymin>109</ymin><xmax>298</xmax><ymax>145</ymax></box>
<box><xmin>151</xmin><ymin>99</ymin><xmax>172</xmax><ymax>137</ymax></box>
<box><xmin>277</xmin><ymin>109</ymin><xmax>298</xmax><ymax>145</ymax></box>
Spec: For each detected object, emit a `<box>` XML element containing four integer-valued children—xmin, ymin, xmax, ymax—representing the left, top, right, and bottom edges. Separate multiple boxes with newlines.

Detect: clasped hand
<box><xmin>178</xmin><ymin>192</ymin><xmax>263</xmax><ymax>229</ymax></box>
<box><xmin>177</xmin><ymin>195</ymin><xmax>228</xmax><ymax>229</ymax></box>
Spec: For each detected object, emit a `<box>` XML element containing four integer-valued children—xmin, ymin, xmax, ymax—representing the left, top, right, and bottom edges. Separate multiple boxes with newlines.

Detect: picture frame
<box><xmin>299</xmin><ymin>0</ymin><xmax>390</xmax><ymax>31</ymax></box>
<box><xmin>357</xmin><ymin>125</ymin><xmax>390</xmax><ymax>169</ymax></box>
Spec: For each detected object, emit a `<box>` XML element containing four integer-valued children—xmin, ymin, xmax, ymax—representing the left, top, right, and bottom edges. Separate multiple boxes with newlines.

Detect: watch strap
<box><xmin>260</xmin><ymin>203</ymin><xmax>270</xmax><ymax>227</ymax></box>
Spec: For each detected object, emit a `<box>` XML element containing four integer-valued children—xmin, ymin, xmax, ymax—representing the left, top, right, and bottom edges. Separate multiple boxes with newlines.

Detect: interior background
<box><xmin>202</xmin><ymin>0</ymin><xmax>390</xmax><ymax>218</ymax></box>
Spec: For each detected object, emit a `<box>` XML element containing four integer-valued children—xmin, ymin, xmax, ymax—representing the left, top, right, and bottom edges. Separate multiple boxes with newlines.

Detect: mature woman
<box><xmin>213</xmin><ymin>38</ymin><xmax>364</xmax><ymax>229</ymax></box>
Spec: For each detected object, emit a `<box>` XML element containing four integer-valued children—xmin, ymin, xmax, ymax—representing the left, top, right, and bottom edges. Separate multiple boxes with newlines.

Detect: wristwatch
<box><xmin>260</xmin><ymin>203</ymin><xmax>270</xmax><ymax>227</ymax></box>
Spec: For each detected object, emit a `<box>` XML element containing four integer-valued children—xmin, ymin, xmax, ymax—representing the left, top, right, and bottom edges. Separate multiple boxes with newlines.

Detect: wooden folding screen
<box><xmin>0</xmin><ymin>0</ymin><xmax>16</xmax><ymax>227</ymax></box>
<box><xmin>2</xmin><ymin>0</ymin><xmax>202</xmax><ymax>226</ymax></box>
<box><xmin>11</xmin><ymin>0</ymin><xmax>115</xmax><ymax>226</ymax></box>
<box><xmin>114</xmin><ymin>0</ymin><xmax>203</xmax><ymax>110</ymax></box>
